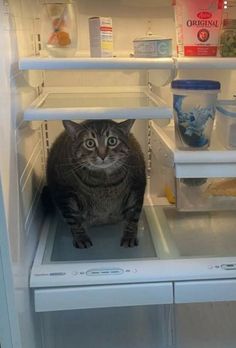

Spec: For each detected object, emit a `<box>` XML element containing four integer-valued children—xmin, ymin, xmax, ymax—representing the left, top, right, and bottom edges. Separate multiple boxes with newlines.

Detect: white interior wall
<box><xmin>0</xmin><ymin>0</ymin><xmax>44</xmax><ymax>347</ymax></box>
<box><xmin>76</xmin><ymin>0</ymin><xmax>175</xmax><ymax>56</ymax></box>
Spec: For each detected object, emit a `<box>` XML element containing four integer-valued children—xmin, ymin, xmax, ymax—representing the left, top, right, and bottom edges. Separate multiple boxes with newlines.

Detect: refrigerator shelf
<box><xmin>176</xmin><ymin>57</ymin><xmax>236</xmax><ymax>70</ymax></box>
<box><xmin>31</xmin><ymin>205</ymin><xmax>236</xmax><ymax>289</ymax></box>
<box><xmin>19</xmin><ymin>56</ymin><xmax>236</xmax><ymax>71</ymax></box>
<box><xmin>19</xmin><ymin>56</ymin><xmax>173</xmax><ymax>70</ymax></box>
<box><xmin>30</xmin><ymin>205</ymin><xmax>236</xmax><ymax>312</ymax></box>
<box><xmin>24</xmin><ymin>87</ymin><xmax>172</xmax><ymax>121</ymax></box>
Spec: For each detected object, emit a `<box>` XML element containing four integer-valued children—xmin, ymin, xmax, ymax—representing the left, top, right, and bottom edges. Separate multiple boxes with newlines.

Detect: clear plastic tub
<box><xmin>216</xmin><ymin>100</ymin><xmax>236</xmax><ymax>149</ymax></box>
<box><xmin>171</xmin><ymin>79</ymin><xmax>221</xmax><ymax>150</ymax></box>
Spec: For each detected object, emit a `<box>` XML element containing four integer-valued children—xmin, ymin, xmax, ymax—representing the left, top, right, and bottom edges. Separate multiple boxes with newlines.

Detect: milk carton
<box><xmin>173</xmin><ymin>0</ymin><xmax>223</xmax><ymax>56</ymax></box>
<box><xmin>89</xmin><ymin>17</ymin><xmax>113</xmax><ymax>57</ymax></box>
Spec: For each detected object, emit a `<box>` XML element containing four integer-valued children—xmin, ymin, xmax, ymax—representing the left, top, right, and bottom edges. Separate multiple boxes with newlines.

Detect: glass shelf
<box><xmin>43</xmin><ymin>212</ymin><xmax>157</xmax><ymax>264</ymax></box>
<box><xmin>30</xmin><ymin>204</ymin><xmax>236</xmax><ymax>288</ymax></box>
<box><xmin>36</xmin><ymin>206</ymin><xmax>236</xmax><ymax>266</ymax></box>
<box><xmin>164</xmin><ymin>207</ymin><xmax>236</xmax><ymax>258</ymax></box>
<box><xmin>24</xmin><ymin>88</ymin><xmax>172</xmax><ymax>120</ymax></box>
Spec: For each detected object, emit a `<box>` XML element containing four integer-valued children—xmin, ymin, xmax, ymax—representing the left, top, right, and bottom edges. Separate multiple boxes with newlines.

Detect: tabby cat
<box><xmin>46</xmin><ymin>119</ymin><xmax>146</xmax><ymax>248</ymax></box>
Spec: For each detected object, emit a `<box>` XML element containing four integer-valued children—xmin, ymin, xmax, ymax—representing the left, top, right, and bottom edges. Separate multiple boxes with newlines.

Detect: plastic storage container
<box><xmin>133</xmin><ymin>36</ymin><xmax>172</xmax><ymax>58</ymax></box>
<box><xmin>220</xmin><ymin>19</ymin><xmax>236</xmax><ymax>57</ymax></box>
<box><xmin>41</xmin><ymin>1</ymin><xmax>78</xmax><ymax>57</ymax></box>
<box><xmin>171</xmin><ymin>80</ymin><xmax>221</xmax><ymax>150</ymax></box>
<box><xmin>215</xmin><ymin>100</ymin><xmax>236</xmax><ymax>149</ymax></box>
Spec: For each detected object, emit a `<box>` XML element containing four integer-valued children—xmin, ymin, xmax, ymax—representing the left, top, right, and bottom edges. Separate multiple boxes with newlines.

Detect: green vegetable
<box><xmin>220</xmin><ymin>29</ymin><xmax>236</xmax><ymax>57</ymax></box>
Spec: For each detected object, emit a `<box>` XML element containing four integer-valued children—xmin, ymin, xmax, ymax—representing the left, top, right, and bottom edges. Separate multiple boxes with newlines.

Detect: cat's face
<box><xmin>63</xmin><ymin>120</ymin><xmax>135</xmax><ymax>171</ymax></box>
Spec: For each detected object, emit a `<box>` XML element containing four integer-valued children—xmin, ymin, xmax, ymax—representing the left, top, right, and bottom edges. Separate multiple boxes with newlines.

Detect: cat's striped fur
<box><xmin>46</xmin><ymin>119</ymin><xmax>146</xmax><ymax>248</ymax></box>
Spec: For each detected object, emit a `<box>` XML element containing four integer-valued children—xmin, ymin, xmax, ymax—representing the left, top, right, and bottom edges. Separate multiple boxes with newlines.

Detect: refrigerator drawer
<box><xmin>34</xmin><ymin>282</ymin><xmax>173</xmax><ymax>312</ymax></box>
<box><xmin>175</xmin><ymin>279</ymin><xmax>236</xmax><ymax>303</ymax></box>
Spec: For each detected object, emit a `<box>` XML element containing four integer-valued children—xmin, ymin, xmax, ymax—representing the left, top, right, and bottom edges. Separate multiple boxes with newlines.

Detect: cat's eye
<box><xmin>107</xmin><ymin>136</ymin><xmax>118</xmax><ymax>147</ymax></box>
<box><xmin>85</xmin><ymin>139</ymin><xmax>96</xmax><ymax>149</ymax></box>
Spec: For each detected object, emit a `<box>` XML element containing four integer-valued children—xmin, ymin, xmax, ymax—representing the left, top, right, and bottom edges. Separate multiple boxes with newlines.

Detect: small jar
<box><xmin>41</xmin><ymin>0</ymin><xmax>78</xmax><ymax>57</ymax></box>
<box><xmin>220</xmin><ymin>19</ymin><xmax>236</xmax><ymax>57</ymax></box>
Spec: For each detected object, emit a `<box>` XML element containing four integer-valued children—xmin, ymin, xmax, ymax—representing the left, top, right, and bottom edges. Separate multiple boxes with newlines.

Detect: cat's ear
<box><xmin>118</xmin><ymin>119</ymin><xmax>135</xmax><ymax>134</ymax></box>
<box><xmin>62</xmin><ymin>120</ymin><xmax>83</xmax><ymax>138</ymax></box>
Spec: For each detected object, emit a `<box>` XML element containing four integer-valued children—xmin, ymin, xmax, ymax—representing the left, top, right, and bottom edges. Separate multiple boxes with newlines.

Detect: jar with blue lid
<box><xmin>171</xmin><ymin>80</ymin><xmax>221</xmax><ymax>150</ymax></box>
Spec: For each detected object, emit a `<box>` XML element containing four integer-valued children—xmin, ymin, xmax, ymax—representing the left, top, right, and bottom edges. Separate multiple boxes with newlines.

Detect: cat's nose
<box><xmin>98</xmin><ymin>153</ymin><xmax>106</xmax><ymax>160</ymax></box>
<box><xmin>98</xmin><ymin>150</ymin><xmax>107</xmax><ymax>160</ymax></box>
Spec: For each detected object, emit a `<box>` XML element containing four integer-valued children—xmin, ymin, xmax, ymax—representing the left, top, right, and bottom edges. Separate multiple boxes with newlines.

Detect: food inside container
<box><xmin>40</xmin><ymin>2</ymin><xmax>78</xmax><ymax>57</ymax></box>
<box><xmin>215</xmin><ymin>100</ymin><xmax>236</xmax><ymax>149</ymax></box>
<box><xmin>206</xmin><ymin>179</ymin><xmax>236</xmax><ymax>196</ymax></box>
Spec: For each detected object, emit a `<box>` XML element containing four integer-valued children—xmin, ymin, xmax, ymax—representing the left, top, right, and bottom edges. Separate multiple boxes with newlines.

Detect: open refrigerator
<box><xmin>1</xmin><ymin>0</ymin><xmax>236</xmax><ymax>348</ymax></box>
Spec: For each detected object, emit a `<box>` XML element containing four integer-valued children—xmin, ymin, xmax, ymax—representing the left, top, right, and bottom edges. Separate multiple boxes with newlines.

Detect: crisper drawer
<box><xmin>34</xmin><ymin>282</ymin><xmax>173</xmax><ymax>312</ymax></box>
<box><xmin>175</xmin><ymin>279</ymin><xmax>236</xmax><ymax>303</ymax></box>
<box><xmin>150</xmin><ymin>121</ymin><xmax>236</xmax><ymax>212</ymax></box>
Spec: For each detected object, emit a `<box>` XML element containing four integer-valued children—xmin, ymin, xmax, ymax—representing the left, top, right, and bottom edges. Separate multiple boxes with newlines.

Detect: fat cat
<box><xmin>46</xmin><ymin>119</ymin><xmax>146</xmax><ymax>248</ymax></box>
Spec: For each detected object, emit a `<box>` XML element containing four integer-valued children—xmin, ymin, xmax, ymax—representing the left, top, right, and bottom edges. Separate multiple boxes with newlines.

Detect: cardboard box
<box><xmin>89</xmin><ymin>17</ymin><xmax>113</xmax><ymax>57</ymax></box>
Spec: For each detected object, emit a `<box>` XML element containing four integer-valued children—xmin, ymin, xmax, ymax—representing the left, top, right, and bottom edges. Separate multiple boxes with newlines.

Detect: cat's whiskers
<box><xmin>57</xmin><ymin>161</ymin><xmax>88</xmax><ymax>179</ymax></box>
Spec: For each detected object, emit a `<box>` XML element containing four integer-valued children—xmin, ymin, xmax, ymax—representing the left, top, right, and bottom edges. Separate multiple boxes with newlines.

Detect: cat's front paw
<box><xmin>120</xmin><ymin>235</ymin><xmax>139</xmax><ymax>248</ymax></box>
<box><xmin>73</xmin><ymin>235</ymin><xmax>93</xmax><ymax>249</ymax></box>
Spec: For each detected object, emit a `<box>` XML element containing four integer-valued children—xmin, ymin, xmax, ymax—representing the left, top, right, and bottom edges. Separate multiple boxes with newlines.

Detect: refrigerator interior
<box><xmin>1</xmin><ymin>0</ymin><xmax>236</xmax><ymax>348</ymax></box>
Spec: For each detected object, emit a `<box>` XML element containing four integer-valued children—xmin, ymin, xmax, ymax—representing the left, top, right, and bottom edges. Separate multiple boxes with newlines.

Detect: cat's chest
<box><xmin>87</xmin><ymin>186</ymin><xmax>126</xmax><ymax>225</ymax></box>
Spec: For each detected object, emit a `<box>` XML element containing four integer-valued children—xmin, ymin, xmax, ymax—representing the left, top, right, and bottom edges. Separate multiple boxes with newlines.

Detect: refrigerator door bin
<box><xmin>23</xmin><ymin>87</ymin><xmax>172</xmax><ymax>121</ymax></box>
<box><xmin>150</xmin><ymin>121</ymin><xmax>236</xmax><ymax>211</ymax></box>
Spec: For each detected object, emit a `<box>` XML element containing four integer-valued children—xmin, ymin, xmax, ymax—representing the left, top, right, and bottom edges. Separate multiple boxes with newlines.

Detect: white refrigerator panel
<box><xmin>2</xmin><ymin>0</ymin><xmax>236</xmax><ymax>348</ymax></box>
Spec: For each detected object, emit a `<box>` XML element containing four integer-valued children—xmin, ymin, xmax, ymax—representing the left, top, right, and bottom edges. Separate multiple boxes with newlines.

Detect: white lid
<box><xmin>134</xmin><ymin>35</ymin><xmax>171</xmax><ymax>42</ymax></box>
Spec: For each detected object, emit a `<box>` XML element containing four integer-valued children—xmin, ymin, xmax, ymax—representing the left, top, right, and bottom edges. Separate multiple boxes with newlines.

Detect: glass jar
<box><xmin>41</xmin><ymin>1</ymin><xmax>78</xmax><ymax>57</ymax></box>
<box><xmin>220</xmin><ymin>19</ymin><xmax>236</xmax><ymax>57</ymax></box>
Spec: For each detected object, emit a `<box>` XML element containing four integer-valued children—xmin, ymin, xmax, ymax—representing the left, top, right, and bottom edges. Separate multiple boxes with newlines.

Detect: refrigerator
<box><xmin>1</xmin><ymin>0</ymin><xmax>236</xmax><ymax>347</ymax></box>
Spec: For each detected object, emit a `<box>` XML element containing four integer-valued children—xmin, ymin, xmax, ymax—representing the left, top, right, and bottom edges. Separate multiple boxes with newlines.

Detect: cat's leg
<box><xmin>121</xmin><ymin>190</ymin><xmax>144</xmax><ymax>248</ymax></box>
<box><xmin>54</xmin><ymin>190</ymin><xmax>92</xmax><ymax>249</ymax></box>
